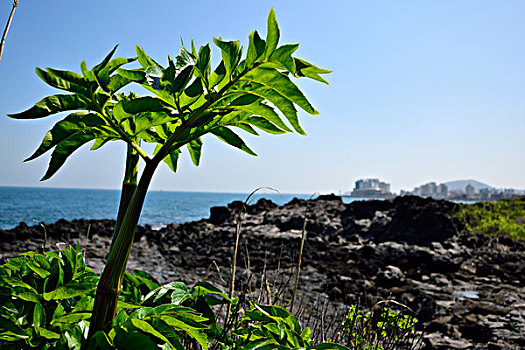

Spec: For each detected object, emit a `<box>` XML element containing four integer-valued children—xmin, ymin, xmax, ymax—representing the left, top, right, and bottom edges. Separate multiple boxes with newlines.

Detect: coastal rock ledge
<box><xmin>1</xmin><ymin>195</ymin><xmax>524</xmax><ymax>349</ymax></box>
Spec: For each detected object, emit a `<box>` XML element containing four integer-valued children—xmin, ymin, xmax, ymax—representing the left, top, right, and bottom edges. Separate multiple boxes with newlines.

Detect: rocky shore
<box><xmin>1</xmin><ymin>195</ymin><xmax>524</xmax><ymax>349</ymax></box>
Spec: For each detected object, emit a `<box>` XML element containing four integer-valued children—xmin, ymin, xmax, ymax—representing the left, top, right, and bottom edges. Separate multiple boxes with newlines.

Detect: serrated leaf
<box><xmin>118</xmin><ymin>68</ymin><xmax>146</xmax><ymax>83</ymax></box>
<box><xmin>269</xmin><ymin>44</ymin><xmax>299</xmax><ymax>73</ymax></box>
<box><xmin>264</xmin><ymin>9</ymin><xmax>280</xmax><ymax>60</ymax></box>
<box><xmin>244</xmin><ymin>116</ymin><xmax>285</xmax><ymax>134</ymax></box>
<box><xmin>208</xmin><ymin>61</ymin><xmax>226</xmax><ymax>90</ymax></box>
<box><xmin>44</xmin><ymin>283</ymin><xmax>96</xmax><ymax>301</ymax></box>
<box><xmin>129</xmin><ymin>319</ymin><xmax>172</xmax><ymax>345</ymax></box>
<box><xmin>211</xmin><ymin>127</ymin><xmax>257</xmax><ymax>156</ymax></box>
<box><xmin>172</xmin><ymin>64</ymin><xmax>194</xmax><ymax>94</ymax></box>
<box><xmin>136</xmin><ymin>45</ymin><xmax>158</xmax><ymax>69</ymax></box>
<box><xmin>294</xmin><ymin>58</ymin><xmax>331</xmax><ymax>85</ymax></box>
<box><xmin>213</xmin><ymin>38</ymin><xmax>240</xmax><ymax>78</ymax></box>
<box><xmin>33</xmin><ymin>301</ymin><xmax>46</xmax><ymax>329</ymax></box>
<box><xmin>187</xmin><ymin>138</ymin><xmax>203</xmax><ymax>166</ymax></box>
<box><xmin>107</xmin><ymin>74</ymin><xmax>133</xmax><ymax>93</ymax></box>
<box><xmin>195</xmin><ymin>44</ymin><xmax>211</xmax><ymax>83</ymax></box>
<box><xmin>81</xmin><ymin>60</ymin><xmax>97</xmax><ymax>82</ymax></box>
<box><xmin>234</xmin><ymin>123</ymin><xmax>259</xmax><ymax>135</ymax></box>
<box><xmin>121</xmin><ymin>96</ymin><xmax>167</xmax><ymax>114</ymax></box>
<box><xmin>241</xmin><ymin>84</ymin><xmax>303</xmax><ymax>135</ymax></box>
<box><xmin>134</xmin><ymin>111</ymin><xmax>174</xmax><ymax>135</ymax></box>
<box><xmin>160</xmin><ymin>315</ymin><xmax>208</xmax><ymax>349</ymax></box>
<box><xmin>93</xmin><ymin>44</ymin><xmax>119</xmax><ymax>74</ymax></box>
<box><xmin>36</xmin><ymin>68</ymin><xmax>90</xmax><ymax>96</ymax></box>
<box><xmin>41</xmin><ymin>131</ymin><xmax>104</xmax><ymax>181</ymax></box>
<box><xmin>25</xmin><ymin>112</ymin><xmax>106</xmax><ymax>161</ymax></box>
<box><xmin>12</xmin><ymin>291</ymin><xmax>41</xmax><ymax>302</ymax></box>
<box><xmin>162</xmin><ymin>147</ymin><xmax>181</xmax><ymax>173</ymax></box>
<box><xmin>231</xmin><ymin>102</ymin><xmax>292</xmax><ymax>132</ymax></box>
<box><xmin>246</xmin><ymin>30</ymin><xmax>265</xmax><ymax>68</ymax></box>
<box><xmin>242</xmin><ymin>67</ymin><xmax>317</xmax><ymax>115</ymax></box>
<box><xmin>8</xmin><ymin>94</ymin><xmax>92</xmax><ymax>119</ymax></box>
<box><xmin>51</xmin><ymin>312</ymin><xmax>92</xmax><ymax>325</ymax></box>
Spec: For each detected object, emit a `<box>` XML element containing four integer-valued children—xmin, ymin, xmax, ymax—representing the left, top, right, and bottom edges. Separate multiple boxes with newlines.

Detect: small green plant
<box><xmin>456</xmin><ymin>196</ymin><xmax>525</xmax><ymax>240</ymax></box>
<box><xmin>225</xmin><ymin>302</ymin><xmax>348</xmax><ymax>350</ymax></box>
<box><xmin>8</xmin><ymin>9</ymin><xmax>330</xmax><ymax>337</ymax></box>
<box><xmin>342</xmin><ymin>301</ymin><xmax>421</xmax><ymax>350</ymax></box>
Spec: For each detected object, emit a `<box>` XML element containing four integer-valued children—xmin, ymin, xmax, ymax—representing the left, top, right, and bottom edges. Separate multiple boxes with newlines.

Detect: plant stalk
<box><xmin>0</xmin><ymin>0</ymin><xmax>19</xmax><ymax>63</ymax></box>
<box><xmin>110</xmin><ymin>146</ymin><xmax>139</xmax><ymax>254</ymax></box>
<box><xmin>89</xmin><ymin>159</ymin><xmax>159</xmax><ymax>338</ymax></box>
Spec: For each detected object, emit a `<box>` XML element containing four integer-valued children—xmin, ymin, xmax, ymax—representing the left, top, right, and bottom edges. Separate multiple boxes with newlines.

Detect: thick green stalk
<box><xmin>89</xmin><ymin>159</ymin><xmax>159</xmax><ymax>338</ymax></box>
<box><xmin>111</xmin><ymin>146</ymin><xmax>139</xmax><ymax>254</ymax></box>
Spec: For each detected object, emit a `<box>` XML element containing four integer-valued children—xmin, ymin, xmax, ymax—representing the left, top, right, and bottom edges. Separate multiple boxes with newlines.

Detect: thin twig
<box><xmin>0</xmin><ymin>0</ymin><xmax>19</xmax><ymax>63</ymax></box>
<box><xmin>290</xmin><ymin>192</ymin><xmax>318</xmax><ymax>312</ymax></box>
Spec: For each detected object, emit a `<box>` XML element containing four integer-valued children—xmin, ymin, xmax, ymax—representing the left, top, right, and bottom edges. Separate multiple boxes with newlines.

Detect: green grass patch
<box><xmin>456</xmin><ymin>196</ymin><xmax>525</xmax><ymax>240</ymax></box>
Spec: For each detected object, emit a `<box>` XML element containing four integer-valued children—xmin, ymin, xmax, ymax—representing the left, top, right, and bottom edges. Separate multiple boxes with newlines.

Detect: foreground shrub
<box><xmin>0</xmin><ymin>247</ymin><xmax>353</xmax><ymax>349</ymax></box>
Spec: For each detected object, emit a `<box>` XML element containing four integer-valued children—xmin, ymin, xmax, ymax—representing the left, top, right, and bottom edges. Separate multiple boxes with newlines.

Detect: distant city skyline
<box><xmin>1</xmin><ymin>1</ymin><xmax>524</xmax><ymax>194</ymax></box>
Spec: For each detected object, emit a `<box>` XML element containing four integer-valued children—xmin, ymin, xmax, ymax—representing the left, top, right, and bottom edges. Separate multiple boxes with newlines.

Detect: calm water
<box><xmin>0</xmin><ymin>186</ymin><xmax>323</xmax><ymax>230</ymax></box>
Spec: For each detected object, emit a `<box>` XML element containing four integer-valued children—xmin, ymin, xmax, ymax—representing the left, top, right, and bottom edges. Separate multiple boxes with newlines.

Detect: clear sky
<box><xmin>0</xmin><ymin>0</ymin><xmax>524</xmax><ymax>194</ymax></box>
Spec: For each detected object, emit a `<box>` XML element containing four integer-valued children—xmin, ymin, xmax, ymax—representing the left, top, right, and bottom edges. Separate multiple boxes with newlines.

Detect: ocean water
<box><xmin>0</xmin><ymin>186</ymin><xmax>320</xmax><ymax>230</ymax></box>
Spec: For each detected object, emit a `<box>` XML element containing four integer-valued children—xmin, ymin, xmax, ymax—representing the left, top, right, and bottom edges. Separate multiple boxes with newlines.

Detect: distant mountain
<box><xmin>444</xmin><ymin>179</ymin><xmax>493</xmax><ymax>192</ymax></box>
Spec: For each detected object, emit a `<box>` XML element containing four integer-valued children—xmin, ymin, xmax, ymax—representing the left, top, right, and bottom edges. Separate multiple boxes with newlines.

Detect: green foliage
<box><xmin>224</xmin><ymin>302</ymin><xmax>348</xmax><ymax>350</ymax></box>
<box><xmin>456</xmin><ymin>196</ymin><xmax>525</xmax><ymax>240</ymax></box>
<box><xmin>0</xmin><ymin>248</ymin><xmax>226</xmax><ymax>349</ymax></box>
<box><xmin>0</xmin><ymin>244</ymin><xmax>97</xmax><ymax>349</ymax></box>
<box><xmin>342</xmin><ymin>304</ymin><xmax>420</xmax><ymax>350</ymax></box>
<box><xmin>1</xmin><ymin>247</ymin><xmax>351</xmax><ymax>349</ymax></box>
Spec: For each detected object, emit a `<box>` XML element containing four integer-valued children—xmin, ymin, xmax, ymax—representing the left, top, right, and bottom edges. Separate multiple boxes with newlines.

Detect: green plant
<box><xmin>455</xmin><ymin>197</ymin><xmax>525</xmax><ymax>240</ymax></box>
<box><xmin>0</xmin><ymin>244</ymin><xmax>97</xmax><ymax>348</ymax></box>
<box><xmin>342</xmin><ymin>301</ymin><xmax>421</xmax><ymax>350</ymax></box>
<box><xmin>8</xmin><ymin>9</ymin><xmax>329</xmax><ymax>338</ymax></box>
<box><xmin>224</xmin><ymin>302</ymin><xmax>348</xmax><ymax>350</ymax></box>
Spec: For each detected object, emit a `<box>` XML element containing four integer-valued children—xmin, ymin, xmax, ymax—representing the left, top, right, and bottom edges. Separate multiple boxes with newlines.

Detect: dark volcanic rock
<box><xmin>1</xmin><ymin>195</ymin><xmax>524</xmax><ymax>349</ymax></box>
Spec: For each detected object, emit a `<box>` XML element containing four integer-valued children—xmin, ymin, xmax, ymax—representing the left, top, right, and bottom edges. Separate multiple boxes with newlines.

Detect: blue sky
<box><xmin>0</xmin><ymin>0</ymin><xmax>523</xmax><ymax>194</ymax></box>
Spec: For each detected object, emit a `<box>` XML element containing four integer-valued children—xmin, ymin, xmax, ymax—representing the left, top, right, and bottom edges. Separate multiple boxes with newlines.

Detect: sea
<box><xmin>0</xmin><ymin>186</ymin><xmax>355</xmax><ymax>230</ymax></box>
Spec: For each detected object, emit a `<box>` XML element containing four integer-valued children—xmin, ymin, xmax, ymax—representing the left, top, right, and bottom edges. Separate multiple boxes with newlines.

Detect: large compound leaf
<box><xmin>211</xmin><ymin>127</ymin><xmax>256</xmax><ymax>156</ymax></box>
<box><xmin>26</xmin><ymin>113</ymin><xmax>106</xmax><ymax>161</ymax></box>
<box><xmin>8</xmin><ymin>94</ymin><xmax>92</xmax><ymax>119</ymax></box>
